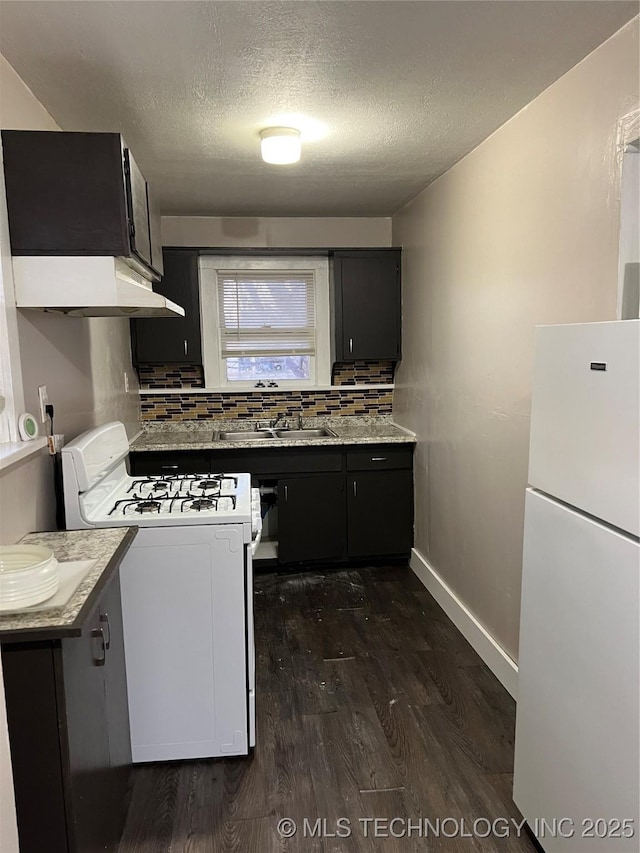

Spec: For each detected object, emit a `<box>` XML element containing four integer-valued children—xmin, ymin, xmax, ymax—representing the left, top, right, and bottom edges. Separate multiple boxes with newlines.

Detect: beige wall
<box><xmin>162</xmin><ymin>215</ymin><xmax>391</xmax><ymax>248</ymax></box>
<box><xmin>0</xmin><ymin>56</ymin><xmax>142</xmax><ymax>848</ymax></box>
<box><xmin>0</xmin><ymin>54</ymin><xmax>141</xmax><ymax>544</ymax></box>
<box><xmin>392</xmin><ymin>19</ymin><xmax>639</xmax><ymax>661</ymax></box>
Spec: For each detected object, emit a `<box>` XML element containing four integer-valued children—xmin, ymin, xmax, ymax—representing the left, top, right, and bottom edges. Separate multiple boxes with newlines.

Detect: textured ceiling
<box><xmin>0</xmin><ymin>1</ymin><xmax>637</xmax><ymax>216</ymax></box>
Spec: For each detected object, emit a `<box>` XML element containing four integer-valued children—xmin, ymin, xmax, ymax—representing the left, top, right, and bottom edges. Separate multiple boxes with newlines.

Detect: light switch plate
<box><xmin>37</xmin><ymin>385</ymin><xmax>48</xmax><ymax>423</ymax></box>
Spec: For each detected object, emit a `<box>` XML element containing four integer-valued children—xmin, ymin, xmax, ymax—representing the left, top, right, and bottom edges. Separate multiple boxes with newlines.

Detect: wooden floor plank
<box><xmin>119</xmin><ymin>565</ymin><xmax>535</xmax><ymax>853</ymax></box>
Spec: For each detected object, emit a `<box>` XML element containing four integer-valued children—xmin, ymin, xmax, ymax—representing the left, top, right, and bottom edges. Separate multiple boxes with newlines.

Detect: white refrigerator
<box><xmin>513</xmin><ymin>320</ymin><xmax>640</xmax><ymax>853</ymax></box>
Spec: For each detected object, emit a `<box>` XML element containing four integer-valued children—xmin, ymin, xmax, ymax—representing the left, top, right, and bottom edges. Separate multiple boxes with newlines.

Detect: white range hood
<box><xmin>11</xmin><ymin>256</ymin><xmax>185</xmax><ymax>318</ymax></box>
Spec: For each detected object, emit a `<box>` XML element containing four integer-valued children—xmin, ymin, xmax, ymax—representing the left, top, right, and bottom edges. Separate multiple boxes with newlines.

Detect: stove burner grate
<box><xmin>109</xmin><ymin>498</ymin><xmax>162</xmax><ymax>516</ymax></box>
<box><xmin>195</xmin><ymin>480</ymin><xmax>220</xmax><ymax>493</ymax></box>
<box><xmin>187</xmin><ymin>498</ymin><xmax>214</xmax><ymax>511</ymax></box>
<box><xmin>178</xmin><ymin>494</ymin><xmax>237</xmax><ymax>513</ymax></box>
<box><xmin>136</xmin><ymin>500</ymin><xmax>161</xmax><ymax>514</ymax></box>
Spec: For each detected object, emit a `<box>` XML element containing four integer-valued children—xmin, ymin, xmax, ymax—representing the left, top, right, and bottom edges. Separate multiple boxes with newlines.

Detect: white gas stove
<box><xmin>61</xmin><ymin>422</ymin><xmax>258</xmax><ymax>762</ymax></box>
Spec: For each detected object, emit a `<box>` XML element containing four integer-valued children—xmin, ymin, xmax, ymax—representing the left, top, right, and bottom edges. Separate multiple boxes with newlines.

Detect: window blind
<box><xmin>217</xmin><ymin>270</ymin><xmax>316</xmax><ymax>358</ymax></box>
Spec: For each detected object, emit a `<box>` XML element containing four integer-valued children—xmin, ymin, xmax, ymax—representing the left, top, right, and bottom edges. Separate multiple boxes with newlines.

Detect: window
<box><xmin>200</xmin><ymin>257</ymin><xmax>331</xmax><ymax>389</ymax></box>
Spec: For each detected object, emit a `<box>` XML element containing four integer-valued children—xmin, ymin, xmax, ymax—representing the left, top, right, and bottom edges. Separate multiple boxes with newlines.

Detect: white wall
<box><xmin>392</xmin><ymin>18</ymin><xmax>639</xmax><ymax>661</ymax></box>
<box><xmin>162</xmin><ymin>215</ymin><xmax>392</xmax><ymax>248</ymax></box>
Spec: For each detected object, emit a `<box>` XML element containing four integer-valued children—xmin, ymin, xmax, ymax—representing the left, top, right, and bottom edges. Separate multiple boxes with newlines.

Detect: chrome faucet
<box><xmin>255</xmin><ymin>414</ymin><xmax>289</xmax><ymax>434</ymax></box>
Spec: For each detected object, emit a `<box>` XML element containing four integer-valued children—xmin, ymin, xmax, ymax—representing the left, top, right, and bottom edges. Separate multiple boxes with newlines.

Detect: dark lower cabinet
<box><xmin>129</xmin><ymin>450</ymin><xmax>210</xmax><ymax>476</ymax></box>
<box><xmin>347</xmin><ymin>469</ymin><xmax>413</xmax><ymax>558</ymax></box>
<box><xmin>278</xmin><ymin>475</ymin><xmax>346</xmax><ymax>564</ymax></box>
<box><xmin>1</xmin><ymin>570</ymin><xmax>131</xmax><ymax>853</ymax></box>
<box><xmin>129</xmin><ymin>444</ymin><xmax>414</xmax><ymax>564</ymax></box>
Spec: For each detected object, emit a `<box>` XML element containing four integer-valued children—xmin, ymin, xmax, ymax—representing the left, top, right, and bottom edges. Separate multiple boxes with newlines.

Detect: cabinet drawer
<box><xmin>129</xmin><ymin>452</ymin><xmax>210</xmax><ymax>476</ymax></box>
<box><xmin>209</xmin><ymin>448</ymin><xmax>343</xmax><ymax>476</ymax></box>
<box><xmin>346</xmin><ymin>445</ymin><xmax>413</xmax><ymax>471</ymax></box>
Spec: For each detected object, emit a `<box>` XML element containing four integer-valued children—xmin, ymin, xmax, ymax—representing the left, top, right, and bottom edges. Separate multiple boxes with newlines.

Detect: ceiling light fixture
<box><xmin>260</xmin><ymin>127</ymin><xmax>301</xmax><ymax>165</ymax></box>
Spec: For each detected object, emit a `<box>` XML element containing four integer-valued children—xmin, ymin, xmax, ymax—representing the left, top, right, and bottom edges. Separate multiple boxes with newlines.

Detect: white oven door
<box><xmin>119</xmin><ymin>524</ymin><xmax>249</xmax><ymax>762</ymax></box>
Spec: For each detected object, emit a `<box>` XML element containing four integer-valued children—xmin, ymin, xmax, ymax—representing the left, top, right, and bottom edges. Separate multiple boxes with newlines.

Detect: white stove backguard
<box><xmin>63</xmin><ymin>421</ymin><xmax>130</xmax><ymax>491</ymax></box>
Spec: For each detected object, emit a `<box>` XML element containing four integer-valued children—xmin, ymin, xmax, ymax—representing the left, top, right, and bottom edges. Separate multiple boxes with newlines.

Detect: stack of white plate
<box><xmin>0</xmin><ymin>545</ymin><xmax>60</xmax><ymax>612</ymax></box>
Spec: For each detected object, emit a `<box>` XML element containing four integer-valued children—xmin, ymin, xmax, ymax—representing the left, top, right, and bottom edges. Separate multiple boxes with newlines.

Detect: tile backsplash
<box><xmin>140</xmin><ymin>389</ymin><xmax>393</xmax><ymax>421</ymax></box>
<box><xmin>137</xmin><ymin>363</ymin><xmax>205</xmax><ymax>389</ymax></box>
<box><xmin>138</xmin><ymin>360</ymin><xmax>394</xmax><ymax>390</ymax></box>
<box><xmin>137</xmin><ymin>360</ymin><xmax>395</xmax><ymax>422</ymax></box>
<box><xmin>331</xmin><ymin>360</ymin><xmax>395</xmax><ymax>385</ymax></box>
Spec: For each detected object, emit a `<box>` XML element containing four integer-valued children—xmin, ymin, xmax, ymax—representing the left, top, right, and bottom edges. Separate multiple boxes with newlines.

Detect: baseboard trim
<box><xmin>410</xmin><ymin>548</ymin><xmax>518</xmax><ymax>698</ymax></box>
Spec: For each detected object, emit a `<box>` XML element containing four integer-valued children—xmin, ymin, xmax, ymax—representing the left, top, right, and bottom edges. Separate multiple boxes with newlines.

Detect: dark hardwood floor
<box><xmin>118</xmin><ymin>565</ymin><xmax>536</xmax><ymax>853</ymax></box>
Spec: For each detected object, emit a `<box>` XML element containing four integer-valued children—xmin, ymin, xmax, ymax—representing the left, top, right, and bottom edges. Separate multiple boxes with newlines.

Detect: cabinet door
<box><xmin>61</xmin><ymin>605</ymin><xmax>114</xmax><ymax>852</ymax></box>
<box><xmin>131</xmin><ymin>249</ymin><xmax>202</xmax><ymax>364</ymax></box>
<box><xmin>1</xmin><ymin>643</ymin><xmax>70</xmax><ymax>853</ymax></box>
<box><xmin>278</xmin><ymin>475</ymin><xmax>346</xmax><ymax>564</ymax></box>
<box><xmin>100</xmin><ymin>572</ymin><xmax>132</xmax><ymax>841</ymax></box>
<box><xmin>1</xmin><ymin>130</ymin><xmax>130</xmax><ymax>258</ymax></box>
<box><xmin>336</xmin><ymin>250</ymin><xmax>401</xmax><ymax>360</ymax></box>
<box><xmin>123</xmin><ymin>147</ymin><xmax>152</xmax><ymax>267</ymax></box>
<box><xmin>347</xmin><ymin>469</ymin><xmax>413</xmax><ymax>558</ymax></box>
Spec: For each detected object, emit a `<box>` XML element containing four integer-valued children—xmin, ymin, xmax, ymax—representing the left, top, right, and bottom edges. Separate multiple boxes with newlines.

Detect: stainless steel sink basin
<box><xmin>216</xmin><ymin>430</ymin><xmax>276</xmax><ymax>441</ymax></box>
<box><xmin>275</xmin><ymin>427</ymin><xmax>337</xmax><ymax>438</ymax></box>
<box><xmin>215</xmin><ymin>426</ymin><xmax>337</xmax><ymax>441</ymax></box>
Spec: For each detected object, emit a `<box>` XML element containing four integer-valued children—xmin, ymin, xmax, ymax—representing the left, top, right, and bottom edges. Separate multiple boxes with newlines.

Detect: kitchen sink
<box><xmin>275</xmin><ymin>428</ymin><xmax>337</xmax><ymax>438</ymax></box>
<box><xmin>215</xmin><ymin>426</ymin><xmax>337</xmax><ymax>442</ymax></box>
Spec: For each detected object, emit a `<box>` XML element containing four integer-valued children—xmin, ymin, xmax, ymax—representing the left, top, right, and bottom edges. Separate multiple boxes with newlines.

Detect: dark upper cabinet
<box><xmin>1</xmin><ymin>569</ymin><xmax>132</xmax><ymax>853</ymax></box>
<box><xmin>332</xmin><ymin>249</ymin><xmax>402</xmax><ymax>361</ymax></box>
<box><xmin>131</xmin><ymin>249</ymin><xmax>202</xmax><ymax>365</ymax></box>
<box><xmin>1</xmin><ymin>129</ymin><xmax>163</xmax><ymax>277</ymax></box>
<box><xmin>278</xmin><ymin>474</ymin><xmax>346</xmax><ymax>564</ymax></box>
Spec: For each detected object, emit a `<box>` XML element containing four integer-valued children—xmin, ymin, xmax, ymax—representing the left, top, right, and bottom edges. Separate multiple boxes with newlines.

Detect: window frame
<box><xmin>199</xmin><ymin>256</ymin><xmax>331</xmax><ymax>390</ymax></box>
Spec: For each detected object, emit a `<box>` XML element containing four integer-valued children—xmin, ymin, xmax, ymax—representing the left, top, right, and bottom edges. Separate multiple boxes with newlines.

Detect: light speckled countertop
<box><xmin>0</xmin><ymin>527</ymin><xmax>137</xmax><ymax>641</ymax></box>
<box><xmin>131</xmin><ymin>416</ymin><xmax>416</xmax><ymax>453</ymax></box>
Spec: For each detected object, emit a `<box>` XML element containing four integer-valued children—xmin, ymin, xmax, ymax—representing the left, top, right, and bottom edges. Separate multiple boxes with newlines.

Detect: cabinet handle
<box><xmin>161</xmin><ymin>465</ymin><xmax>179</xmax><ymax>470</ymax></box>
<box><xmin>371</xmin><ymin>457</ymin><xmax>387</xmax><ymax>462</ymax></box>
<box><xmin>92</xmin><ymin>628</ymin><xmax>106</xmax><ymax>666</ymax></box>
<box><xmin>353</xmin><ymin>479</ymin><xmax>357</xmax><ymax>497</ymax></box>
<box><xmin>100</xmin><ymin>612</ymin><xmax>111</xmax><ymax>650</ymax></box>
<box><xmin>184</xmin><ymin>339</ymin><xmax>188</xmax><ymax>356</ymax></box>
<box><xmin>284</xmin><ymin>485</ymin><xmax>288</xmax><ymax>502</ymax></box>
<box><xmin>349</xmin><ymin>337</ymin><xmax>353</xmax><ymax>354</ymax></box>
